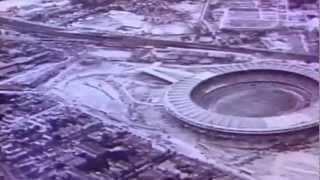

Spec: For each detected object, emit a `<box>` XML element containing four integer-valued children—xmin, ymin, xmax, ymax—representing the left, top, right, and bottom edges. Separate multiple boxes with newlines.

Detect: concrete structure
<box><xmin>143</xmin><ymin>63</ymin><xmax>319</xmax><ymax>134</ymax></box>
<box><xmin>218</xmin><ymin>8</ymin><xmax>280</xmax><ymax>31</ymax></box>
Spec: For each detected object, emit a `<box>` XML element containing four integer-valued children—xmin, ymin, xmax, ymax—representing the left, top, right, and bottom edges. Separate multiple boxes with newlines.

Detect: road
<box><xmin>0</xmin><ymin>16</ymin><xmax>317</xmax><ymax>62</ymax></box>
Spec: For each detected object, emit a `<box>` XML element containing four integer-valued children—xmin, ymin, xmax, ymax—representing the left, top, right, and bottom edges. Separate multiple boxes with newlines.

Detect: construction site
<box><xmin>0</xmin><ymin>0</ymin><xmax>319</xmax><ymax>180</ymax></box>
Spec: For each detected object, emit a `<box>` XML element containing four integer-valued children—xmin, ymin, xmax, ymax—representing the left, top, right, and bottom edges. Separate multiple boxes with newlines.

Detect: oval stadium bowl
<box><xmin>165</xmin><ymin>63</ymin><xmax>319</xmax><ymax>134</ymax></box>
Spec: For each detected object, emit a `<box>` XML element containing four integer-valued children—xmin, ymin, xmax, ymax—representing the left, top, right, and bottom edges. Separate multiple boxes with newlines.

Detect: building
<box><xmin>219</xmin><ymin>8</ymin><xmax>279</xmax><ymax>31</ymax></box>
